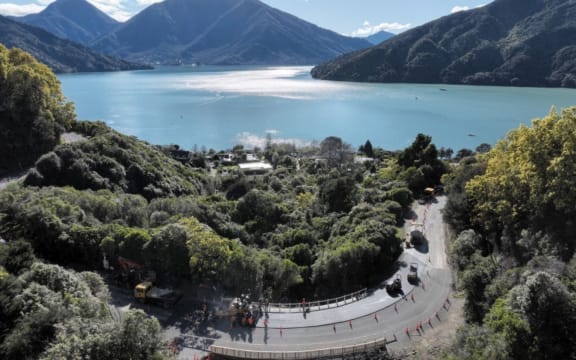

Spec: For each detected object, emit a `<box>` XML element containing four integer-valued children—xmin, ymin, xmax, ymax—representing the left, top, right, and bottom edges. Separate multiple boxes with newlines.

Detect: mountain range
<box><xmin>312</xmin><ymin>0</ymin><xmax>576</xmax><ymax>88</ymax></box>
<box><xmin>15</xmin><ymin>0</ymin><xmax>119</xmax><ymax>45</ymax></box>
<box><xmin>87</xmin><ymin>0</ymin><xmax>371</xmax><ymax>65</ymax></box>
<box><xmin>365</xmin><ymin>31</ymin><xmax>394</xmax><ymax>45</ymax></box>
<box><xmin>0</xmin><ymin>15</ymin><xmax>148</xmax><ymax>73</ymax></box>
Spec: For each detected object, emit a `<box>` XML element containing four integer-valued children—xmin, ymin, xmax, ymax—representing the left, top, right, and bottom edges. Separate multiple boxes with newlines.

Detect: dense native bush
<box><xmin>0</xmin><ymin>241</ymin><xmax>164</xmax><ymax>360</ymax></box>
<box><xmin>444</xmin><ymin>108</ymin><xmax>576</xmax><ymax>359</ymax></box>
<box><xmin>0</xmin><ymin>45</ymin><xmax>75</xmax><ymax>174</ymax></box>
<box><xmin>24</xmin><ymin>129</ymin><xmax>207</xmax><ymax>199</ymax></box>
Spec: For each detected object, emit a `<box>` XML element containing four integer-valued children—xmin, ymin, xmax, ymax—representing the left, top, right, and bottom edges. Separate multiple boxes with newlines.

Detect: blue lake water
<box><xmin>59</xmin><ymin>66</ymin><xmax>576</xmax><ymax>151</ymax></box>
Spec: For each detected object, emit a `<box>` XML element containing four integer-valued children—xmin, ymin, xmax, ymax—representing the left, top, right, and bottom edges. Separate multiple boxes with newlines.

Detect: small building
<box><xmin>217</xmin><ymin>153</ymin><xmax>236</xmax><ymax>164</ymax></box>
<box><xmin>238</xmin><ymin>162</ymin><xmax>273</xmax><ymax>175</ymax></box>
<box><xmin>354</xmin><ymin>156</ymin><xmax>375</xmax><ymax>164</ymax></box>
<box><xmin>243</xmin><ymin>152</ymin><xmax>259</xmax><ymax>162</ymax></box>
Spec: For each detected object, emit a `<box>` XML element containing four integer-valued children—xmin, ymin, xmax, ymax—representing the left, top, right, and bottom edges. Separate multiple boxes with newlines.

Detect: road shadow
<box><xmin>410</xmin><ymin>230</ymin><xmax>429</xmax><ymax>254</ymax></box>
<box><xmin>413</xmin><ymin>240</ymin><xmax>429</xmax><ymax>254</ymax></box>
<box><xmin>404</xmin><ymin>209</ymin><xmax>418</xmax><ymax>221</ymax></box>
<box><xmin>376</xmin><ymin>261</ymin><xmax>406</xmax><ymax>291</ymax></box>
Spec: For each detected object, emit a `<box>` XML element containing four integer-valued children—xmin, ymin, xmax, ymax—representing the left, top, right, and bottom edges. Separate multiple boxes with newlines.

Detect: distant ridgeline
<box><xmin>312</xmin><ymin>0</ymin><xmax>576</xmax><ymax>88</ymax></box>
<box><xmin>14</xmin><ymin>0</ymin><xmax>120</xmax><ymax>45</ymax></box>
<box><xmin>10</xmin><ymin>0</ymin><xmax>370</xmax><ymax>66</ymax></box>
<box><xmin>0</xmin><ymin>15</ymin><xmax>148</xmax><ymax>73</ymax></box>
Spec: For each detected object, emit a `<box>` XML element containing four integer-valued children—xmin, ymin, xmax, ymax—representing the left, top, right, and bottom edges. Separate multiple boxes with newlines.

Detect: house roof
<box><xmin>238</xmin><ymin>162</ymin><xmax>273</xmax><ymax>171</ymax></box>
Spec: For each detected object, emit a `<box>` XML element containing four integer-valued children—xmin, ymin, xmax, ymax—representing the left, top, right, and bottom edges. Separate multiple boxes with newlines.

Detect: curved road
<box><xmin>168</xmin><ymin>196</ymin><xmax>453</xmax><ymax>358</ymax></box>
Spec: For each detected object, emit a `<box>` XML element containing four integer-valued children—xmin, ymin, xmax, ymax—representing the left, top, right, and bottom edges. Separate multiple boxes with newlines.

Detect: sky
<box><xmin>0</xmin><ymin>0</ymin><xmax>491</xmax><ymax>36</ymax></box>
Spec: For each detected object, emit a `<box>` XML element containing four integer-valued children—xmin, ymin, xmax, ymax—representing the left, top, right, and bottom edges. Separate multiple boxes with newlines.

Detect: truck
<box><xmin>407</xmin><ymin>263</ymin><xmax>418</xmax><ymax>284</ymax></box>
<box><xmin>134</xmin><ymin>281</ymin><xmax>182</xmax><ymax>308</ymax></box>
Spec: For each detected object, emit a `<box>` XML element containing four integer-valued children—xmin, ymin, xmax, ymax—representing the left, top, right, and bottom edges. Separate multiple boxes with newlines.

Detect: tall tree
<box><xmin>320</xmin><ymin>136</ymin><xmax>352</xmax><ymax>166</ymax></box>
<box><xmin>362</xmin><ymin>140</ymin><xmax>374</xmax><ymax>158</ymax></box>
<box><xmin>466</xmin><ymin>107</ymin><xmax>576</xmax><ymax>255</ymax></box>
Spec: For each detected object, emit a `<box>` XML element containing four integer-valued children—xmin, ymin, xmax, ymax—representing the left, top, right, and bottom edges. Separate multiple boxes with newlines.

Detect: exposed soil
<box><xmin>390</xmin><ymin>294</ymin><xmax>464</xmax><ymax>359</ymax></box>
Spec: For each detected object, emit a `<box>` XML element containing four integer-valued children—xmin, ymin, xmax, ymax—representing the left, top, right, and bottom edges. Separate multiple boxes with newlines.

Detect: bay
<box><xmin>59</xmin><ymin>66</ymin><xmax>576</xmax><ymax>151</ymax></box>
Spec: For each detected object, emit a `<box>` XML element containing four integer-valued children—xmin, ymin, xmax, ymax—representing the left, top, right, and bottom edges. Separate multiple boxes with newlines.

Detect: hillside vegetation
<box><xmin>24</xmin><ymin>123</ymin><xmax>207</xmax><ymax>200</ymax></box>
<box><xmin>0</xmin><ymin>49</ymin><xmax>450</xmax><ymax>307</ymax></box>
<box><xmin>0</xmin><ymin>44</ymin><xmax>75</xmax><ymax>174</ymax></box>
<box><xmin>312</xmin><ymin>0</ymin><xmax>576</xmax><ymax>88</ymax></box>
<box><xmin>0</xmin><ymin>241</ymin><xmax>165</xmax><ymax>360</ymax></box>
<box><xmin>443</xmin><ymin>107</ymin><xmax>576</xmax><ymax>359</ymax></box>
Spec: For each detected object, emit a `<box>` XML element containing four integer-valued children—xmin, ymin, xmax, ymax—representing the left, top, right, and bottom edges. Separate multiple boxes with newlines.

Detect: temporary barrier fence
<box><xmin>266</xmin><ymin>288</ymin><xmax>368</xmax><ymax>313</ymax></box>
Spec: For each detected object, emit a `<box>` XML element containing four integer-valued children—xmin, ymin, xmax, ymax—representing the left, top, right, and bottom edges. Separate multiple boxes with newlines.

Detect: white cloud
<box><xmin>451</xmin><ymin>4</ymin><xmax>487</xmax><ymax>14</ymax></box>
<box><xmin>0</xmin><ymin>3</ymin><xmax>45</xmax><ymax>16</ymax></box>
<box><xmin>451</xmin><ymin>5</ymin><xmax>470</xmax><ymax>13</ymax></box>
<box><xmin>0</xmin><ymin>0</ymin><xmax>132</xmax><ymax>20</ymax></box>
<box><xmin>351</xmin><ymin>21</ymin><xmax>412</xmax><ymax>37</ymax></box>
<box><xmin>88</xmin><ymin>0</ymin><xmax>132</xmax><ymax>21</ymax></box>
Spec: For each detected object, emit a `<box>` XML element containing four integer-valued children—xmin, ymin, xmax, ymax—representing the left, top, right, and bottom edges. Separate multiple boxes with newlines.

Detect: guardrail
<box><xmin>209</xmin><ymin>337</ymin><xmax>388</xmax><ymax>359</ymax></box>
<box><xmin>266</xmin><ymin>288</ymin><xmax>368</xmax><ymax>313</ymax></box>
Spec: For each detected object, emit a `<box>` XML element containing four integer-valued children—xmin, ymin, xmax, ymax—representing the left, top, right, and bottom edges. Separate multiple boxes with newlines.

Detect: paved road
<box><xmin>165</xmin><ymin>196</ymin><xmax>453</xmax><ymax>359</ymax></box>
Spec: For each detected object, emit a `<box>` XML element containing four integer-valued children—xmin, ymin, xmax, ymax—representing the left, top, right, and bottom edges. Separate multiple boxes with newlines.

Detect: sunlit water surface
<box><xmin>59</xmin><ymin>66</ymin><xmax>576</xmax><ymax>151</ymax></box>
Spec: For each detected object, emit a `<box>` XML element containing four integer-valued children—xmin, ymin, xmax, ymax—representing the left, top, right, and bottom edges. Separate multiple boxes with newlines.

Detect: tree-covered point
<box><xmin>0</xmin><ymin>44</ymin><xmax>75</xmax><ymax>174</ymax></box>
<box><xmin>443</xmin><ymin>107</ymin><xmax>576</xmax><ymax>359</ymax></box>
<box><xmin>0</xmin><ymin>131</ymin><xmax>434</xmax><ymax>300</ymax></box>
<box><xmin>24</xmin><ymin>123</ymin><xmax>207</xmax><ymax>200</ymax></box>
<box><xmin>0</xmin><ymin>47</ymin><xmax>451</xmax><ymax>302</ymax></box>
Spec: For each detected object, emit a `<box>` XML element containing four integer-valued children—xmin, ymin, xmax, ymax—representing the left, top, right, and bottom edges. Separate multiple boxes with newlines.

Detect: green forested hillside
<box><xmin>0</xmin><ymin>49</ymin><xmax>450</xmax><ymax>304</ymax></box>
<box><xmin>443</xmin><ymin>107</ymin><xmax>576</xmax><ymax>359</ymax></box>
<box><xmin>24</xmin><ymin>123</ymin><xmax>207</xmax><ymax>200</ymax></box>
<box><xmin>312</xmin><ymin>0</ymin><xmax>576</xmax><ymax>88</ymax></box>
<box><xmin>0</xmin><ymin>44</ymin><xmax>75</xmax><ymax>174</ymax></box>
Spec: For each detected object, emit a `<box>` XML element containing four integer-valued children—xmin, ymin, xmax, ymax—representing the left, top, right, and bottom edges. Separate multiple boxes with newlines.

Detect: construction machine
<box><xmin>134</xmin><ymin>281</ymin><xmax>182</xmax><ymax>308</ymax></box>
<box><xmin>116</xmin><ymin>256</ymin><xmax>156</xmax><ymax>286</ymax></box>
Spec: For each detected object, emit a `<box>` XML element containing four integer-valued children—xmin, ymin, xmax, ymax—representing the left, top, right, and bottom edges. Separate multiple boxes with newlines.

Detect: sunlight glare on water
<box><xmin>177</xmin><ymin>67</ymin><xmax>353</xmax><ymax>100</ymax></box>
<box><xmin>59</xmin><ymin>66</ymin><xmax>576</xmax><ymax>151</ymax></box>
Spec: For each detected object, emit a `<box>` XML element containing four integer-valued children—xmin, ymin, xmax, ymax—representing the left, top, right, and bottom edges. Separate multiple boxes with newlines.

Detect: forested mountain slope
<box><xmin>91</xmin><ymin>0</ymin><xmax>371</xmax><ymax>65</ymax></box>
<box><xmin>312</xmin><ymin>0</ymin><xmax>576</xmax><ymax>88</ymax></box>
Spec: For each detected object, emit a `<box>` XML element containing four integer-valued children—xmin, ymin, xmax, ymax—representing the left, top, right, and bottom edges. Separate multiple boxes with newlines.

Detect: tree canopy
<box><xmin>0</xmin><ymin>45</ymin><xmax>75</xmax><ymax>173</ymax></box>
<box><xmin>466</xmin><ymin>107</ymin><xmax>576</xmax><ymax>258</ymax></box>
<box><xmin>444</xmin><ymin>107</ymin><xmax>576</xmax><ymax>359</ymax></box>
